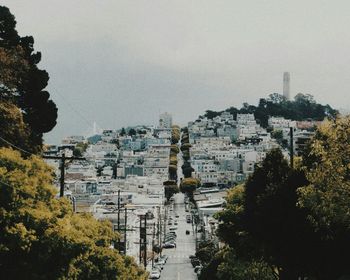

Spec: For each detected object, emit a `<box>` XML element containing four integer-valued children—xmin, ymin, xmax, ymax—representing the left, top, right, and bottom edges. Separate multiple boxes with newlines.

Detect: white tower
<box><xmin>283</xmin><ymin>72</ymin><xmax>290</xmax><ymax>100</ymax></box>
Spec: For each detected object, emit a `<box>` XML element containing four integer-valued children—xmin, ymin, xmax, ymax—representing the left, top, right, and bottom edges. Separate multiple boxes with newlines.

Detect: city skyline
<box><xmin>2</xmin><ymin>1</ymin><xmax>350</xmax><ymax>144</ymax></box>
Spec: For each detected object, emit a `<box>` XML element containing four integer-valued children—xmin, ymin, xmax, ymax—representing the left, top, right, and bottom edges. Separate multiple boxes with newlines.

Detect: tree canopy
<box><xmin>0</xmin><ymin>6</ymin><xmax>58</xmax><ymax>151</ymax></box>
<box><xmin>201</xmin><ymin>93</ymin><xmax>338</xmax><ymax>127</ymax></box>
<box><xmin>180</xmin><ymin>178</ymin><xmax>200</xmax><ymax>198</ymax></box>
<box><xmin>211</xmin><ymin>117</ymin><xmax>350</xmax><ymax>279</ymax></box>
<box><xmin>0</xmin><ymin>148</ymin><xmax>147</xmax><ymax>279</ymax></box>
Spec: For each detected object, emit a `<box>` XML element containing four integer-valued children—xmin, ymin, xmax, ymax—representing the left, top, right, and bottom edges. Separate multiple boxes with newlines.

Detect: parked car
<box><xmin>159</xmin><ymin>255</ymin><xmax>168</xmax><ymax>262</ymax></box>
<box><xmin>163</xmin><ymin>242</ymin><xmax>176</xmax><ymax>249</ymax></box>
<box><xmin>175</xmin><ymin>214</ymin><xmax>179</xmax><ymax>218</ymax></box>
<box><xmin>156</xmin><ymin>258</ymin><xmax>166</xmax><ymax>266</ymax></box>
<box><xmin>169</xmin><ymin>226</ymin><xmax>177</xmax><ymax>231</ymax></box>
<box><xmin>191</xmin><ymin>258</ymin><xmax>201</xmax><ymax>267</ymax></box>
<box><xmin>153</xmin><ymin>263</ymin><xmax>163</xmax><ymax>271</ymax></box>
<box><xmin>194</xmin><ymin>265</ymin><xmax>203</xmax><ymax>273</ymax></box>
<box><xmin>149</xmin><ymin>270</ymin><xmax>161</xmax><ymax>279</ymax></box>
<box><xmin>186</xmin><ymin>230</ymin><xmax>190</xmax><ymax>235</ymax></box>
<box><xmin>164</xmin><ymin>238</ymin><xmax>176</xmax><ymax>243</ymax></box>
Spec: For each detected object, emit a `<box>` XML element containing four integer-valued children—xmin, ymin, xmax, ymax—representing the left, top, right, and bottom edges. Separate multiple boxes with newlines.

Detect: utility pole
<box><xmin>124</xmin><ymin>207</ymin><xmax>127</xmax><ymax>255</ymax></box>
<box><xmin>290</xmin><ymin>127</ymin><xmax>294</xmax><ymax>168</ymax></box>
<box><xmin>195</xmin><ymin>222</ymin><xmax>198</xmax><ymax>250</ymax></box>
<box><xmin>152</xmin><ymin>222</ymin><xmax>156</xmax><ymax>268</ymax></box>
<box><xmin>117</xmin><ymin>189</ymin><xmax>121</xmax><ymax>252</ymax></box>
<box><xmin>139</xmin><ymin>214</ymin><xmax>147</xmax><ymax>267</ymax></box>
<box><xmin>157</xmin><ymin>206</ymin><xmax>162</xmax><ymax>257</ymax></box>
<box><xmin>43</xmin><ymin>153</ymin><xmax>85</xmax><ymax>197</ymax></box>
<box><xmin>143</xmin><ymin>215</ymin><xmax>147</xmax><ymax>268</ymax></box>
<box><xmin>60</xmin><ymin>153</ymin><xmax>65</xmax><ymax>197</ymax></box>
<box><xmin>139</xmin><ymin>217</ymin><xmax>142</xmax><ymax>265</ymax></box>
<box><xmin>117</xmin><ymin>190</ymin><xmax>121</xmax><ymax>232</ymax></box>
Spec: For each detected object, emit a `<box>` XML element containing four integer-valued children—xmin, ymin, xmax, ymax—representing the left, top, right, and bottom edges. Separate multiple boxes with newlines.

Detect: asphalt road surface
<box><xmin>159</xmin><ymin>193</ymin><xmax>197</xmax><ymax>280</ymax></box>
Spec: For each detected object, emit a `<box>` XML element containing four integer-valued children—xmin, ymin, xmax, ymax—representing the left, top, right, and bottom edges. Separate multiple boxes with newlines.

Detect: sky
<box><xmin>2</xmin><ymin>0</ymin><xmax>350</xmax><ymax>143</ymax></box>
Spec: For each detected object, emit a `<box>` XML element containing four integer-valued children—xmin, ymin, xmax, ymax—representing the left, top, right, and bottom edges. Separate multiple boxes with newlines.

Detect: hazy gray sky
<box><xmin>3</xmin><ymin>0</ymin><xmax>350</xmax><ymax>143</ymax></box>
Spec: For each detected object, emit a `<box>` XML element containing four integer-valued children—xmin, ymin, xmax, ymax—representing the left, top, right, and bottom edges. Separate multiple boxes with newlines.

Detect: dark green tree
<box><xmin>0</xmin><ymin>6</ymin><xmax>58</xmax><ymax>151</ymax></box>
<box><xmin>181</xmin><ymin>161</ymin><xmax>194</xmax><ymax>178</ymax></box>
<box><xmin>0</xmin><ymin>148</ymin><xmax>148</xmax><ymax>280</ymax></box>
<box><xmin>163</xmin><ymin>181</ymin><xmax>179</xmax><ymax>201</ymax></box>
<box><xmin>120</xmin><ymin>127</ymin><xmax>126</xmax><ymax>136</ymax></box>
<box><xmin>128</xmin><ymin>128</ymin><xmax>136</xmax><ymax>136</ymax></box>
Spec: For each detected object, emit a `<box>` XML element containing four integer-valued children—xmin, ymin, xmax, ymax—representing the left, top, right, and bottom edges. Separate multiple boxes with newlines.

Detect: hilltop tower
<box><xmin>283</xmin><ymin>72</ymin><xmax>290</xmax><ymax>100</ymax></box>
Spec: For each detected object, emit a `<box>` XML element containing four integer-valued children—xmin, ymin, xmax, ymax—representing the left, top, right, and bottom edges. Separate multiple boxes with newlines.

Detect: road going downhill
<box><xmin>160</xmin><ymin>193</ymin><xmax>197</xmax><ymax>280</ymax></box>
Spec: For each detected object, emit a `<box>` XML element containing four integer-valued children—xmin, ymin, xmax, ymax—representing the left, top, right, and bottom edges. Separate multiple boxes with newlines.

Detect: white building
<box><xmin>159</xmin><ymin>112</ymin><xmax>172</xmax><ymax>128</ymax></box>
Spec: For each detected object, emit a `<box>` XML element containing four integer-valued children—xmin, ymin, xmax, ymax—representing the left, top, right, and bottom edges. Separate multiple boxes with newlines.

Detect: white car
<box><xmin>149</xmin><ymin>270</ymin><xmax>161</xmax><ymax>279</ymax></box>
<box><xmin>157</xmin><ymin>259</ymin><xmax>166</xmax><ymax>265</ymax></box>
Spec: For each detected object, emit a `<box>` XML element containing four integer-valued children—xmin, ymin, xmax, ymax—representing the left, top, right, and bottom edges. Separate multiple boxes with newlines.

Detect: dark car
<box><xmin>163</xmin><ymin>242</ymin><xmax>176</xmax><ymax>249</ymax></box>
<box><xmin>186</xmin><ymin>230</ymin><xmax>190</xmax><ymax>235</ymax></box>
<box><xmin>191</xmin><ymin>258</ymin><xmax>201</xmax><ymax>267</ymax></box>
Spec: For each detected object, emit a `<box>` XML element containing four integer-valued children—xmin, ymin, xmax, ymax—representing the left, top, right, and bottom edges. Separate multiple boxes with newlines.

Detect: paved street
<box><xmin>159</xmin><ymin>193</ymin><xmax>197</xmax><ymax>280</ymax></box>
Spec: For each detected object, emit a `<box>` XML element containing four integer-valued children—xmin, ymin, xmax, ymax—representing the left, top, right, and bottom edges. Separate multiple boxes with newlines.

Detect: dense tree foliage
<box><xmin>202</xmin><ymin>93</ymin><xmax>338</xmax><ymax>127</ymax></box>
<box><xmin>211</xmin><ymin>117</ymin><xmax>350</xmax><ymax>279</ymax></box>
<box><xmin>0</xmin><ymin>6</ymin><xmax>58</xmax><ymax>151</ymax></box>
<box><xmin>163</xmin><ymin>181</ymin><xmax>179</xmax><ymax>201</ymax></box>
<box><xmin>198</xmin><ymin>247</ymin><xmax>276</xmax><ymax>280</ymax></box>
<box><xmin>181</xmin><ymin>161</ymin><xmax>194</xmax><ymax>178</ymax></box>
<box><xmin>170</xmin><ymin>144</ymin><xmax>179</xmax><ymax>155</ymax></box>
<box><xmin>0</xmin><ymin>148</ymin><xmax>147</xmax><ymax>279</ymax></box>
<box><xmin>0</xmin><ymin>100</ymin><xmax>38</xmax><ymax>153</ymax></box>
<box><xmin>128</xmin><ymin>128</ymin><xmax>136</xmax><ymax>136</ymax></box>
<box><xmin>180</xmin><ymin>178</ymin><xmax>200</xmax><ymax>200</ymax></box>
<box><xmin>171</xmin><ymin>125</ymin><xmax>180</xmax><ymax>144</ymax></box>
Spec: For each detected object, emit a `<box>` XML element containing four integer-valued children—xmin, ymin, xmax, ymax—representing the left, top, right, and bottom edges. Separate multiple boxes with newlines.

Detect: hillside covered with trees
<box><xmin>202</xmin><ymin>93</ymin><xmax>338</xmax><ymax>127</ymax></box>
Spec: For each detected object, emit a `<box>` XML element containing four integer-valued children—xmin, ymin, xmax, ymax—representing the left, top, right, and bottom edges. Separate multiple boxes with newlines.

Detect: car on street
<box><xmin>174</xmin><ymin>221</ymin><xmax>178</xmax><ymax>225</ymax></box>
<box><xmin>194</xmin><ymin>265</ymin><xmax>203</xmax><ymax>273</ymax></box>
<box><xmin>186</xmin><ymin>230</ymin><xmax>190</xmax><ymax>235</ymax></box>
<box><xmin>156</xmin><ymin>258</ymin><xmax>166</xmax><ymax>266</ymax></box>
<box><xmin>175</xmin><ymin>214</ymin><xmax>179</xmax><ymax>218</ymax></box>
<box><xmin>169</xmin><ymin>226</ymin><xmax>177</xmax><ymax>231</ymax></box>
<box><xmin>163</xmin><ymin>242</ymin><xmax>176</xmax><ymax>248</ymax></box>
<box><xmin>164</xmin><ymin>238</ymin><xmax>176</xmax><ymax>243</ymax></box>
<box><xmin>149</xmin><ymin>270</ymin><xmax>161</xmax><ymax>279</ymax></box>
<box><xmin>159</xmin><ymin>255</ymin><xmax>168</xmax><ymax>262</ymax></box>
<box><xmin>153</xmin><ymin>263</ymin><xmax>163</xmax><ymax>271</ymax></box>
<box><xmin>165</xmin><ymin>235</ymin><xmax>176</xmax><ymax>240</ymax></box>
<box><xmin>191</xmin><ymin>258</ymin><xmax>201</xmax><ymax>267</ymax></box>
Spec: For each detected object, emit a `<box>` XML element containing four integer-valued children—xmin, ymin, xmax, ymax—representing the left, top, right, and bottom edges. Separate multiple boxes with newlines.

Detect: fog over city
<box><xmin>3</xmin><ymin>0</ymin><xmax>350</xmax><ymax>143</ymax></box>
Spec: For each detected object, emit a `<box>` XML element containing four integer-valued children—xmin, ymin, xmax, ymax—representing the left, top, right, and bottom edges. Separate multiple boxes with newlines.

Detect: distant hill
<box><xmin>200</xmin><ymin>93</ymin><xmax>338</xmax><ymax>128</ymax></box>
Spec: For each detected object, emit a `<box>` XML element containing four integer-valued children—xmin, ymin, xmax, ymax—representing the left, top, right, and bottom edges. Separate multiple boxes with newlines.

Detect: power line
<box><xmin>0</xmin><ymin>136</ymin><xmax>33</xmax><ymax>156</ymax></box>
